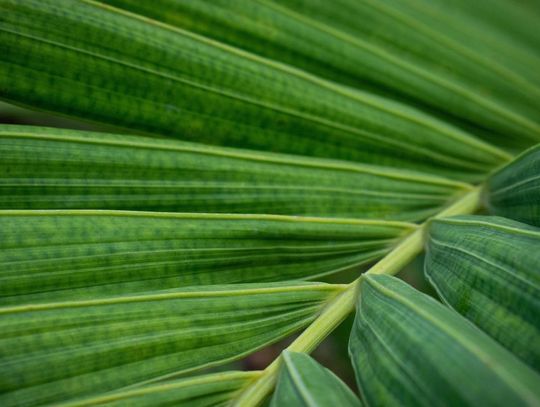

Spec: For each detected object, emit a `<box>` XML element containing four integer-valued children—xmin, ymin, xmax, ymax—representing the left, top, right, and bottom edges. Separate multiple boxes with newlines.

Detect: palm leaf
<box><xmin>0</xmin><ymin>0</ymin><xmax>512</xmax><ymax>180</ymax></box>
<box><xmin>60</xmin><ymin>371</ymin><xmax>259</xmax><ymax>407</ymax></box>
<box><xmin>0</xmin><ymin>125</ymin><xmax>471</xmax><ymax>220</ymax></box>
<box><xmin>101</xmin><ymin>0</ymin><xmax>540</xmax><ymax>151</ymax></box>
<box><xmin>0</xmin><ymin>210</ymin><xmax>412</xmax><ymax>303</ymax></box>
<box><xmin>0</xmin><ymin>0</ymin><xmax>539</xmax><ymax>405</ymax></box>
<box><xmin>349</xmin><ymin>274</ymin><xmax>540</xmax><ymax>406</ymax></box>
<box><xmin>425</xmin><ymin>215</ymin><xmax>540</xmax><ymax>369</ymax></box>
<box><xmin>486</xmin><ymin>143</ymin><xmax>540</xmax><ymax>226</ymax></box>
<box><xmin>0</xmin><ymin>282</ymin><xmax>341</xmax><ymax>405</ymax></box>
<box><xmin>270</xmin><ymin>351</ymin><xmax>361</xmax><ymax>406</ymax></box>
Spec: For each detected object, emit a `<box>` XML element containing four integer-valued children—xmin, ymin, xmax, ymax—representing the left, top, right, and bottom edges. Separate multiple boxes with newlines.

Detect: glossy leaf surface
<box><xmin>270</xmin><ymin>351</ymin><xmax>361</xmax><ymax>407</ymax></box>
<box><xmin>349</xmin><ymin>274</ymin><xmax>540</xmax><ymax>406</ymax></box>
<box><xmin>486</xmin><ymin>144</ymin><xmax>540</xmax><ymax>226</ymax></box>
<box><xmin>425</xmin><ymin>216</ymin><xmax>540</xmax><ymax>369</ymax></box>
<box><xmin>0</xmin><ymin>282</ymin><xmax>341</xmax><ymax>406</ymax></box>
<box><xmin>0</xmin><ymin>125</ymin><xmax>471</xmax><ymax>221</ymax></box>
<box><xmin>0</xmin><ymin>0</ymin><xmax>510</xmax><ymax>180</ymax></box>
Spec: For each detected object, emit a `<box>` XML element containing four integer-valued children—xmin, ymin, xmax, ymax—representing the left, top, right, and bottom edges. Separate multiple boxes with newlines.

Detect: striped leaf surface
<box><xmin>349</xmin><ymin>275</ymin><xmax>540</xmax><ymax>406</ymax></box>
<box><xmin>0</xmin><ymin>211</ymin><xmax>413</xmax><ymax>304</ymax></box>
<box><xmin>0</xmin><ymin>282</ymin><xmax>341</xmax><ymax>406</ymax></box>
<box><xmin>270</xmin><ymin>351</ymin><xmax>361</xmax><ymax>407</ymax></box>
<box><xmin>102</xmin><ymin>0</ymin><xmax>540</xmax><ymax>151</ymax></box>
<box><xmin>59</xmin><ymin>371</ymin><xmax>259</xmax><ymax>407</ymax></box>
<box><xmin>486</xmin><ymin>144</ymin><xmax>540</xmax><ymax>226</ymax></box>
<box><xmin>425</xmin><ymin>216</ymin><xmax>540</xmax><ymax>370</ymax></box>
<box><xmin>0</xmin><ymin>0</ymin><xmax>511</xmax><ymax>180</ymax></box>
<box><xmin>0</xmin><ymin>125</ymin><xmax>471</xmax><ymax>221</ymax></box>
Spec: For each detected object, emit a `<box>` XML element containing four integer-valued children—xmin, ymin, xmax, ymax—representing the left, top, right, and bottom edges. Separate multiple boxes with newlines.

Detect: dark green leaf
<box><xmin>349</xmin><ymin>274</ymin><xmax>540</xmax><ymax>406</ymax></box>
<box><xmin>0</xmin><ymin>0</ymin><xmax>511</xmax><ymax>179</ymax></box>
<box><xmin>270</xmin><ymin>351</ymin><xmax>361</xmax><ymax>407</ymax></box>
<box><xmin>0</xmin><ymin>125</ymin><xmax>471</xmax><ymax>221</ymax></box>
<box><xmin>0</xmin><ymin>282</ymin><xmax>341</xmax><ymax>406</ymax></box>
<box><xmin>486</xmin><ymin>144</ymin><xmax>540</xmax><ymax>226</ymax></box>
<box><xmin>102</xmin><ymin>0</ymin><xmax>540</xmax><ymax>151</ymax></box>
<box><xmin>425</xmin><ymin>215</ymin><xmax>540</xmax><ymax>369</ymax></box>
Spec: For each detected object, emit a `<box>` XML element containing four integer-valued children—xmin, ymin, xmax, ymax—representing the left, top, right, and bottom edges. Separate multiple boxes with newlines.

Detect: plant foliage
<box><xmin>0</xmin><ymin>0</ymin><xmax>539</xmax><ymax>406</ymax></box>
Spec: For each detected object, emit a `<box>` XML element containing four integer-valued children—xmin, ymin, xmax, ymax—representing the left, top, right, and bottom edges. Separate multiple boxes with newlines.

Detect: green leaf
<box><xmin>422</xmin><ymin>0</ymin><xmax>540</xmax><ymax>54</ymax></box>
<box><xmin>0</xmin><ymin>125</ymin><xmax>471</xmax><ymax>221</ymax></box>
<box><xmin>0</xmin><ymin>210</ymin><xmax>413</xmax><ymax>304</ymax></box>
<box><xmin>101</xmin><ymin>0</ymin><xmax>540</xmax><ymax>151</ymax></box>
<box><xmin>486</xmin><ymin>144</ymin><xmax>540</xmax><ymax>226</ymax></box>
<box><xmin>270</xmin><ymin>351</ymin><xmax>361</xmax><ymax>407</ymax></box>
<box><xmin>0</xmin><ymin>282</ymin><xmax>341</xmax><ymax>406</ymax></box>
<box><xmin>349</xmin><ymin>274</ymin><xmax>540</xmax><ymax>406</ymax></box>
<box><xmin>0</xmin><ymin>0</ymin><xmax>511</xmax><ymax>180</ymax></box>
<box><xmin>425</xmin><ymin>215</ymin><xmax>540</xmax><ymax>369</ymax></box>
<box><xmin>63</xmin><ymin>371</ymin><xmax>258</xmax><ymax>407</ymax></box>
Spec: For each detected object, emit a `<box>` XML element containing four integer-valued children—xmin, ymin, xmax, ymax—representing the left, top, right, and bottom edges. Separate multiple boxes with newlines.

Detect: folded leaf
<box><xmin>486</xmin><ymin>144</ymin><xmax>540</xmax><ymax>226</ymax></box>
<box><xmin>425</xmin><ymin>215</ymin><xmax>540</xmax><ymax>369</ymax></box>
<box><xmin>63</xmin><ymin>371</ymin><xmax>259</xmax><ymax>407</ymax></box>
<box><xmin>0</xmin><ymin>0</ymin><xmax>510</xmax><ymax>179</ymax></box>
<box><xmin>0</xmin><ymin>282</ymin><xmax>341</xmax><ymax>406</ymax></box>
<box><xmin>0</xmin><ymin>125</ymin><xmax>471</xmax><ymax>221</ymax></box>
<box><xmin>270</xmin><ymin>351</ymin><xmax>361</xmax><ymax>407</ymax></box>
<box><xmin>102</xmin><ymin>0</ymin><xmax>540</xmax><ymax>151</ymax></box>
<box><xmin>349</xmin><ymin>274</ymin><xmax>540</xmax><ymax>406</ymax></box>
<box><xmin>0</xmin><ymin>210</ymin><xmax>411</xmax><ymax>303</ymax></box>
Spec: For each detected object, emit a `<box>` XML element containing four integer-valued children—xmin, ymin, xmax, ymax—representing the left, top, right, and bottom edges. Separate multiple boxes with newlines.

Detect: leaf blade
<box><xmin>349</xmin><ymin>274</ymin><xmax>540</xmax><ymax>406</ymax></box>
<box><xmin>270</xmin><ymin>351</ymin><xmax>361</xmax><ymax>407</ymax></box>
<box><xmin>0</xmin><ymin>210</ymin><xmax>413</xmax><ymax>303</ymax></box>
<box><xmin>101</xmin><ymin>0</ymin><xmax>540</xmax><ymax>151</ymax></box>
<box><xmin>0</xmin><ymin>0</ymin><xmax>511</xmax><ymax>179</ymax></box>
<box><xmin>62</xmin><ymin>371</ymin><xmax>259</xmax><ymax>407</ymax></box>
<box><xmin>425</xmin><ymin>215</ymin><xmax>540</xmax><ymax>369</ymax></box>
<box><xmin>0</xmin><ymin>125</ymin><xmax>472</xmax><ymax>221</ymax></box>
<box><xmin>486</xmin><ymin>143</ymin><xmax>540</xmax><ymax>226</ymax></box>
<box><xmin>0</xmin><ymin>282</ymin><xmax>342</xmax><ymax>406</ymax></box>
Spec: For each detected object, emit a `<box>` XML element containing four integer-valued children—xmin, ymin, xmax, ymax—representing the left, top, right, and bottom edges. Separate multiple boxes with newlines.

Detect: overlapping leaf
<box><xmin>0</xmin><ymin>0</ymin><xmax>511</xmax><ymax>179</ymax></box>
<box><xmin>349</xmin><ymin>275</ymin><xmax>540</xmax><ymax>406</ymax></box>
<box><xmin>102</xmin><ymin>0</ymin><xmax>540</xmax><ymax>151</ymax></box>
<box><xmin>59</xmin><ymin>371</ymin><xmax>259</xmax><ymax>407</ymax></box>
<box><xmin>0</xmin><ymin>282</ymin><xmax>341</xmax><ymax>406</ymax></box>
<box><xmin>270</xmin><ymin>351</ymin><xmax>361</xmax><ymax>407</ymax></box>
<box><xmin>0</xmin><ymin>210</ymin><xmax>412</xmax><ymax>304</ymax></box>
<box><xmin>0</xmin><ymin>125</ymin><xmax>471</xmax><ymax>220</ymax></box>
<box><xmin>0</xmin><ymin>1</ymin><xmax>538</xmax><ymax>406</ymax></box>
<box><xmin>486</xmin><ymin>144</ymin><xmax>540</xmax><ymax>226</ymax></box>
<box><xmin>425</xmin><ymin>215</ymin><xmax>540</xmax><ymax>369</ymax></box>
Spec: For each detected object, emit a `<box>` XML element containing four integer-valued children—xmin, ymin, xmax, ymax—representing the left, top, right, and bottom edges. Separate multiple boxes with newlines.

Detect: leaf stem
<box><xmin>231</xmin><ymin>186</ymin><xmax>483</xmax><ymax>406</ymax></box>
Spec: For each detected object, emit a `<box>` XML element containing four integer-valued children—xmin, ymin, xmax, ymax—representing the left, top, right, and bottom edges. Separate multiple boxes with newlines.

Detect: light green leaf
<box><xmin>0</xmin><ymin>0</ymin><xmax>511</xmax><ymax>179</ymax></box>
<box><xmin>486</xmin><ymin>144</ymin><xmax>540</xmax><ymax>226</ymax></box>
<box><xmin>349</xmin><ymin>274</ymin><xmax>540</xmax><ymax>406</ymax></box>
<box><xmin>102</xmin><ymin>0</ymin><xmax>540</xmax><ymax>151</ymax></box>
<box><xmin>270</xmin><ymin>351</ymin><xmax>361</xmax><ymax>407</ymax></box>
<box><xmin>60</xmin><ymin>371</ymin><xmax>259</xmax><ymax>407</ymax></box>
<box><xmin>0</xmin><ymin>210</ymin><xmax>413</xmax><ymax>304</ymax></box>
<box><xmin>0</xmin><ymin>125</ymin><xmax>471</xmax><ymax>221</ymax></box>
<box><xmin>0</xmin><ymin>282</ymin><xmax>341</xmax><ymax>406</ymax></box>
<box><xmin>425</xmin><ymin>215</ymin><xmax>540</xmax><ymax>369</ymax></box>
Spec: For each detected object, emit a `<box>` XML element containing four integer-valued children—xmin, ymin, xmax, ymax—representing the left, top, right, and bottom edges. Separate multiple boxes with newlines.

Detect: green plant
<box><xmin>0</xmin><ymin>0</ymin><xmax>539</xmax><ymax>406</ymax></box>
